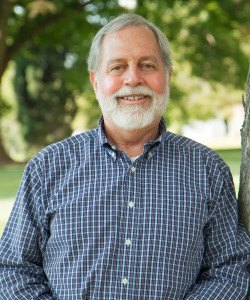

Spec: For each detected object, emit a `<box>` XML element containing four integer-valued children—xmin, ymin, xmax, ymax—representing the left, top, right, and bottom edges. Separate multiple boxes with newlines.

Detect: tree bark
<box><xmin>238</xmin><ymin>62</ymin><xmax>250</xmax><ymax>235</ymax></box>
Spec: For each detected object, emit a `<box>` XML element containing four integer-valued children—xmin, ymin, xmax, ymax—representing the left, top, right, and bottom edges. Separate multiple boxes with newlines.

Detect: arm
<box><xmin>185</xmin><ymin>167</ymin><xmax>250</xmax><ymax>299</ymax></box>
<box><xmin>0</xmin><ymin>161</ymin><xmax>54</xmax><ymax>299</ymax></box>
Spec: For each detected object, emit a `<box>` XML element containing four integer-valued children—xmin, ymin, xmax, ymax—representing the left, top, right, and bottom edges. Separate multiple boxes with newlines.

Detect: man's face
<box><xmin>90</xmin><ymin>25</ymin><xmax>171</xmax><ymax>130</ymax></box>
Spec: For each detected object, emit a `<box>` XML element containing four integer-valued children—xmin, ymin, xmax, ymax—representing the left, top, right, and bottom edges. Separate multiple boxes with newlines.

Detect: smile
<box><xmin>120</xmin><ymin>95</ymin><xmax>147</xmax><ymax>101</ymax></box>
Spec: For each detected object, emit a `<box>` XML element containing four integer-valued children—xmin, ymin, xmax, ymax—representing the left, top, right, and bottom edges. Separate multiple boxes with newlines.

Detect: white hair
<box><xmin>88</xmin><ymin>13</ymin><xmax>172</xmax><ymax>72</ymax></box>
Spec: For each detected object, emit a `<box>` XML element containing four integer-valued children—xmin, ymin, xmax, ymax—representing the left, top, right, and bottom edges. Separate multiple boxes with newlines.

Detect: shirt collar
<box><xmin>157</xmin><ymin>117</ymin><xmax>168</xmax><ymax>141</ymax></box>
<box><xmin>97</xmin><ymin>116</ymin><xmax>109</xmax><ymax>146</ymax></box>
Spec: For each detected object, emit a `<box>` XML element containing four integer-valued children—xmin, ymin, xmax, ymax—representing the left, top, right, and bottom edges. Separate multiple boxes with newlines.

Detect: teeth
<box><xmin>123</xmin><ymin>96</ymin><xmax>144</xmax><ymax>100</ymax></box>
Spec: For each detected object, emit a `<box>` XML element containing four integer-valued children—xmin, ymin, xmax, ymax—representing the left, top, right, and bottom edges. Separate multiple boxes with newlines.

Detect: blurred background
<box><xmin>0</xmin><ymin>0</ymin><xmax>249</xmax><ymax>235</ymax></box>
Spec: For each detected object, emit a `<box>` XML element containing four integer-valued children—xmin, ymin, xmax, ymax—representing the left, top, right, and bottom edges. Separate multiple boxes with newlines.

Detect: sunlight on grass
<box><xmin>0</xmin><ymin>199</ymin><xmax>15</xmax><ymax>236</ymax></box>
<box><xmin>0</xmin><ymin>164</ymin><xmax>24</xmax><ymax>236</ymax></box>
<box><xmin>216</xmin><ymin>149</ymin><xmax>241</xmax><ymax>195</ymax></box>
<box><xmin>0</xmin><ymin>164</ymin><xmax>25</xmax><ymax>198</ymax></box>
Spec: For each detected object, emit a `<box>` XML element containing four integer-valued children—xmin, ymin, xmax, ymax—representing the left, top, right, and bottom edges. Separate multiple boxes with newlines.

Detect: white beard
<box><xmin>96</xmin><ymin>83</ymin><xmax>170</xmax><ymax>131</ymax></box>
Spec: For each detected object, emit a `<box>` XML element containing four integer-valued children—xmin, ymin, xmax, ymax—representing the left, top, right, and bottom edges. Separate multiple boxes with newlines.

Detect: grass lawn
<box><xmin>0</xmin><ymin>164</ymin><xmax>26</xmax><ymax>199</ymax></box>
<box><xmin>0</xmin><ymin>164</ymin><xmax>26</xmax><ymax>237</ymax></box>
<box><xmin>216</xmin><ymin>148</ymin><xmax>241</xmax><ymax>179</ymax></box>
<box><xmin>0</xmin><ymin>149</ymin><xmax>242</xmax><ymax>237</ymax></box>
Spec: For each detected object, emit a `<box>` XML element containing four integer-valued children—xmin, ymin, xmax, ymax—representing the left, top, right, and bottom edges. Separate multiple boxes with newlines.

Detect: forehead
<box><xmin>100</xmin><ymin>26</ymin><xmax>163</xmax><ymax>64</ymax></box>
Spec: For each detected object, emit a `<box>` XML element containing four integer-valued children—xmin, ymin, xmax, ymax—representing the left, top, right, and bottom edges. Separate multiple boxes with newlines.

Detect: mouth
<box><xmin>118</xmin><ymin>95</ymin><xmax>148</xmax><ymax>104</ymax></box>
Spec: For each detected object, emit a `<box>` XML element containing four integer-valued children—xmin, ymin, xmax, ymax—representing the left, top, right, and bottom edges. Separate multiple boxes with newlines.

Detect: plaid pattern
<box><xmin>0</xmin><ymin>117</ymin><xmax>249</xmax><ymax>299</ymax></box>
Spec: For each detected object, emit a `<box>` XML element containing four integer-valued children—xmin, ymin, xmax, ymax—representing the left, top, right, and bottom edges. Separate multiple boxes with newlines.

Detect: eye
<box><xmin>141</xmin><ymin>63</ymin><xmax>156</xmax><ymax>71</ymax></box>
<box><xmin>144</xmin><ymin>64</ymin><xmax>153</xmax><ymax>69</ymax></box>
<box><xmin>109</xmin><ymin>64</ymin><xmax>126</xmax><ymax>74</ymax></box>
<box><xmin>112</xmin><ymin>66</ymin><xmax>122</xmax><ymax>71</ymax></box>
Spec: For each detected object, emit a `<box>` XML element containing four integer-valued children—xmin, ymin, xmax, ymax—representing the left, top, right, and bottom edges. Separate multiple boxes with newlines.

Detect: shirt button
<box><xmin>125</xmin><ymin>239</ymin><xmax>132</xmax><ymax>246</ymax></box>
<box><xmin>129</xmin><ymin>201</ymin><xmax>135</xmax><ymax>208</ymax></box>
<box><xmin>111</xmin><ymin>146</ymin><xmax>116</xmax><ymax>150</ymax></box>
<box><xmin>131</xmin><ymin>166</ymin><xmax>136</xmax><ymax>173</ymax></box>
<box><xmin>148</xmin><ymin>151</ymin><xmax>152</xmax><ymax>158</ymax></box>
<box><xmin>122</xmin><ymin>278</ymin><xmax>128</xmax><ymax>285</ymax></box>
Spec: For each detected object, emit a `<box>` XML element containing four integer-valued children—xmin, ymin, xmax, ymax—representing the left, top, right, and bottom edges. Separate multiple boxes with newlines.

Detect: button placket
<box><xmin>129</xmin><ymin>201</ymin><xmax>135</xmax><ymax>208</ymax></box>
<box><xmin>148</xmin><ymin>151</ymin><xmax>152</xmax><ymax>159</ymax></box>
<box><xmin>121</xmin><ymin>162</ymin><xmax>138</xmax><ymax>291</ymax></box>
<box><xmin>125</xmin><ymin>239</ymin><xmax>132</xmax><ymax>246</ymax></box>
<box><xmin>131</xmin><ymin>166</ymin><xmax>136</xmax><ymax>173</ymax></box>
<box><xmin>122</xmin><ymin>278</ymin><xmax>128</xmax><ymax>285</ymax></box>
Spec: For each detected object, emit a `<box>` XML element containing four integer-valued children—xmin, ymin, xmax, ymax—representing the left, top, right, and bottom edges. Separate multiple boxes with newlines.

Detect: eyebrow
<box><xmin>139</xmin><ymin>56</ymin><xmax>159</xmax><ymax>64</ymax></box>
<box><xmin>106</xmin><ymin>58</ymin><xmax>127</xmax><ymax>66</ymax></box>
<box><xmin>106</xmin><ymin>56</ymin><xmax>159</xmax><ymax>66</ymax></box>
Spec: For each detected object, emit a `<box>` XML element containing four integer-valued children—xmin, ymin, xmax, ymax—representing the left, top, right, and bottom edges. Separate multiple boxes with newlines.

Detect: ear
<box><xmin>168</xmin><ymin>68</ymin><xmax>172</xmax><ymax>88</ymax></box>
<box><xmin>90</xmin><ymin>72</ymin><xmax>98</xmax><ymax>94</ymax></box>
<box><xmin>169</xmin><ymin>68</ymin><xmax>173</xmax><ymax>79</ymax></box>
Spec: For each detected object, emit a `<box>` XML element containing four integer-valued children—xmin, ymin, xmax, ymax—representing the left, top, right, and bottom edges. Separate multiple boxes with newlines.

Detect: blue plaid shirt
<box><xmin>0</xmin><ymin>117</ymin><xmax>249</xmax><ymax>299</ymax></box>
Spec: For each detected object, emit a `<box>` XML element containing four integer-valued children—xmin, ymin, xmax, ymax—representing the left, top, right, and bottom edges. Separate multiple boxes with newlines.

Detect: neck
<box><xmin>103</xmin><ymin>116</ymin><xmax>161</xmax><ymax>157</ymax></box>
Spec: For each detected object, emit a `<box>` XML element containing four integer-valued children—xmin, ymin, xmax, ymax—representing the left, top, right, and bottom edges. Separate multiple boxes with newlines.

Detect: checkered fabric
<box><xmin>0</xmin><ymin>117</ymin><xmax>249</xmax><ymax>299</ymax></box>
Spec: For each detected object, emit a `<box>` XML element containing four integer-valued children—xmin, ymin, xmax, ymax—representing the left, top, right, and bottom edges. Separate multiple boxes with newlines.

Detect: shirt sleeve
<box><xmin>184</xmin><ymin>165</ymin><xmax>250</xmax><ymax>299</ymax></box>
<box><xmin>0</xmin><ymin>160</ymin><xmax>54</xmax><ymax>299</ymax></box>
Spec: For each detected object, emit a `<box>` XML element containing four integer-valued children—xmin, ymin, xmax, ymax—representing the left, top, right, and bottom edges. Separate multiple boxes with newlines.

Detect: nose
<box><xmin>124</xmin><ymin>66</ymin><xmax>144</xmax><ymax>87</ymax></box>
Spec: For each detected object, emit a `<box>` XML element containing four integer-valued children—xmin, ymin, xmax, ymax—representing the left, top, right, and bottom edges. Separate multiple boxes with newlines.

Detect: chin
<box><xmin>110</xmin><ymin>111</ymin><xmax>158</xmax><ymax>131</ymax></box>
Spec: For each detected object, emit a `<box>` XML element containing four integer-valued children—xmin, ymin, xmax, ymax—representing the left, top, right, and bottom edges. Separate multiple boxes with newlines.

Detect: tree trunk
<box><xmin>238</xmin><ymin>62</ymin><xmax>250</xmax><ymax>235</ymax></box>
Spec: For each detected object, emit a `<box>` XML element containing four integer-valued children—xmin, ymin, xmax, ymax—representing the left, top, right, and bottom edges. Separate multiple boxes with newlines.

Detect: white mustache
<box><xmin>112</xmin><ymin>86</ymin><xmax>155</xmax><ymax>98</ymax></box>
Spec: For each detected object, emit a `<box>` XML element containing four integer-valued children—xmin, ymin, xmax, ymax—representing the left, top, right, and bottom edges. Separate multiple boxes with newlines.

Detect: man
<box><xmin>0</xmin><ymin>13</ymin><xmax>249</xmax><ymax>299</ymax></box>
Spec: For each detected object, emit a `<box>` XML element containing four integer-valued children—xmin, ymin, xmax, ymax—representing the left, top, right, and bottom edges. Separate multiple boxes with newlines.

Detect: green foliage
<box><xmin>135</xmin><ymin>0</ymin><xmax>250</xmax><ymax>87</ymax></box>
<box><xmin>13</xmin><ymin>45</ymin><xmax>77</xmax><ymax>146</ymax></box>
